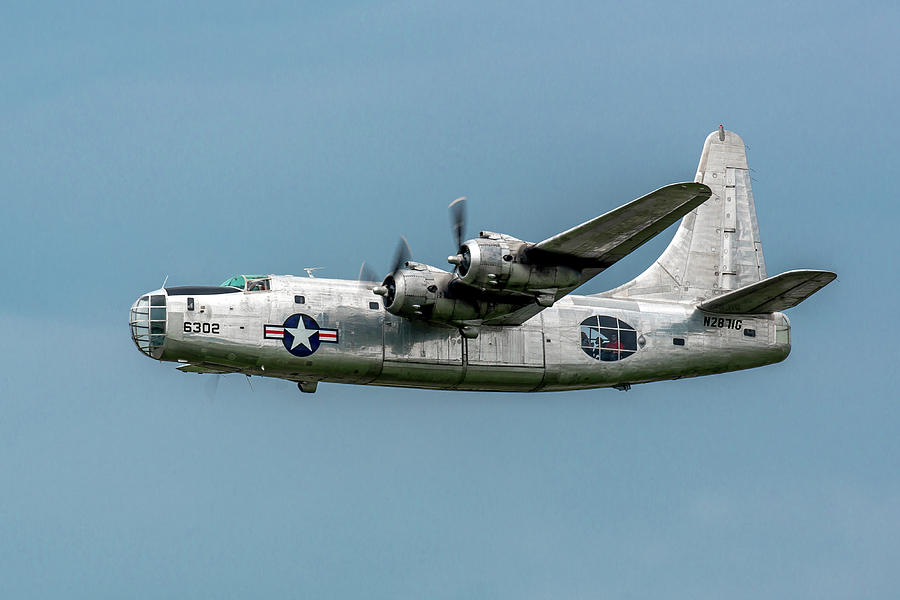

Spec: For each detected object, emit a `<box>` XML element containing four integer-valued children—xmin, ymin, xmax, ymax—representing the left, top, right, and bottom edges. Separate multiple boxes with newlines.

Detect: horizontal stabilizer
<box><xmin>698</xmin><ymin>269</ymin><xmax>836</xmax><ymax>314</ymax></box>
<box><xmin>177</xmin><ymin>363</ymin><xmax>241</xmax><ymax>375</ymax></box>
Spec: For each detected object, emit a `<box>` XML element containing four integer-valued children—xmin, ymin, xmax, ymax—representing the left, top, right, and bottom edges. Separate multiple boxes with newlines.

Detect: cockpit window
<box><xmin>580</xmin><ymin>315</ymin><xmax>638</xmax><ymax>361</ymax></box>
<box><xmin>221</xmin><ymin>275</ymin><xmax>246</xmax><ymax>288</ymax></box>
<box><xmin>220</xmin><ymin>274</ymin><xmax>270</xmax><ymax>291</ymax></box>
<box><xmin>246</xmin><ymin>278</ymin><xmax>270</xmax><ymax>292</ymax></box>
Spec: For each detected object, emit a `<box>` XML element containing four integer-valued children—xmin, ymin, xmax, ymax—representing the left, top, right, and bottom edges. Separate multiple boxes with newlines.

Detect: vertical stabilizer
<box><xmin>603</xmin><ymin>127</ymin><xmax>767</xmax><ymax>303</ymax></box>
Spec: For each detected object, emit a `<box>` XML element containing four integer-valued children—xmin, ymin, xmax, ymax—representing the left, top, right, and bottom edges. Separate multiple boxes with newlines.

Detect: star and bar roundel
<box><xmin>264</xmin><ymin>313</ymin><xmax>339</xmax><ymax>357</ymax></box>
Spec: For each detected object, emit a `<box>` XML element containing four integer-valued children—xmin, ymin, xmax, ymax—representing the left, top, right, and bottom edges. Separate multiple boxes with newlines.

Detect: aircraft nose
<box><xmin>129</xmin><ymin>289</ymin><xmax>167</xmax><ymax>359</ymax></box>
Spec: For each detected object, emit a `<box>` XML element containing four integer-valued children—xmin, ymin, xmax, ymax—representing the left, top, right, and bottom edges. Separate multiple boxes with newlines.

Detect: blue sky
<box><xmin>1</xmin><ymin>2</ymin><xmax>897</xmax><ymax>598</ymax></box>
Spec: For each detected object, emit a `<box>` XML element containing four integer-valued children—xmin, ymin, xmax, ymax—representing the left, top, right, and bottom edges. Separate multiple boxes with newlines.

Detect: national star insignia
<box><xmin>285</xmin><ymin>321</ymin><xmax>318</xmax><ymax>351</ymax></box>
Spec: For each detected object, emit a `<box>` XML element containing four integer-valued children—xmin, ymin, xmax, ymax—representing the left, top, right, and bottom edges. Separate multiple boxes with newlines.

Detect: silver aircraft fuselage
<box><xmin>131</xmin><ymin>275</ymin><xmax>790</xmax><ymax>392</ymax></box>
<box><xmin>130</xmin><ymin>128</ymin><xmax>830</xmax><ymax>393</ymax></box>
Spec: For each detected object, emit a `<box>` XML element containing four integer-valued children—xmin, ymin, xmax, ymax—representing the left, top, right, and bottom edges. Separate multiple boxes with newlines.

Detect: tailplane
<box><xmin>604</xmin><ymin>126</ymin><xmax>768</xmax><ymax>303</ymax></box>
<box><xmin>697</xmin><ymin>269</ymin><xmax>836</xmax><ymax>314</ymax></box>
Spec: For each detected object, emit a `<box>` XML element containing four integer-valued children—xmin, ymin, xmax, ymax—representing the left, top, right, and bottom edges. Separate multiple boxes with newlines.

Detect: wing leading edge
<box><xmin>484</xmin><ymin>182</ymin><xmax>712</xmax><ymax>325</ymax></box>
<box><xmin>528</xmin><ymin>182</ymin><xmax>711</xmax><ymax>271</ymax></box>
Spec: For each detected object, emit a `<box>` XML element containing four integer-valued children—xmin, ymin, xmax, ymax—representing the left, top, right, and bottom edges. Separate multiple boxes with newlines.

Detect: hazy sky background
<box><xmin>1</xmin><ymin>1</ymin><xmax>897</xmax><ymax>598</ymax></box>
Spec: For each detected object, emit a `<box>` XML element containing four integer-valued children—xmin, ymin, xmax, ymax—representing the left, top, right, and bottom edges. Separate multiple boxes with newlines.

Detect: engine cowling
<box><xmin>377</xmin><ymin>263</ymin><xmax>481</xmax><ymax>322</ymax></box>
<box><xmin>380</xmin><ymin>266</ymin><xmax>438</xmax><ymax>316</ymax></box>
<box><xmin>451</xmin><ymin>233</ymin><xmax>581</xmax><ymax>293</ymax></box>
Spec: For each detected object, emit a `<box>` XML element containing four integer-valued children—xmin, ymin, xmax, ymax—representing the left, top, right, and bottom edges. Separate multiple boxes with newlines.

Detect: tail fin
<box><xmin>603</xmin><ymin>127</ymin><xmax>766</xmax><ymax>303</ymax></box>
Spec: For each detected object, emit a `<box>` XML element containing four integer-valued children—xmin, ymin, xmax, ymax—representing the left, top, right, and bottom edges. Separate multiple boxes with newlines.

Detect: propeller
<box><xmin>204</xmin><ymin>373</ymin><xmax>221</xmax><ymax>401</ymax></box>
<box><xmin>449</xmin><ymin>196</ymin><xmax>466</xmax><ymax>250</ymax></box>
<box><xmin>368</xmin><ymin>236</ymin><xmax>412</xmax><ymax>299</ymax></box>
<box><xmin>367</xmin><ymin>197</ymin><xmax>466</xmax><ymax>304</ymax></box>
<box><xmin>447</xmin><ymin>196</ymin><xmax>468</xmax><ymax>270</ymax></box>
<box><xmin>390</xmin><ymin>236</ymin><xmax>412</xmax><ymax>274</ymax></box>
<box><xmin>357</xmin><ymin>261</ymin><xmax>379</xmax><ymax>290</ymax></box>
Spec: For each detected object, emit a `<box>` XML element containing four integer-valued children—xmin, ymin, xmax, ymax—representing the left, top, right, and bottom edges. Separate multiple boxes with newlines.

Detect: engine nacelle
<box><xmin>377</xmin><ymin>263</ymin><xmax>481</xmax><ymax>322</ymax></box>
<box><xmin>380</xmin><ymin>264</ymin><xmax>439</xmax><ymax>317</ymax></box>
<box><xmin>451</xmin><ymin>233</ymin><xmax>581</xmax><ymax>293</ymax></box>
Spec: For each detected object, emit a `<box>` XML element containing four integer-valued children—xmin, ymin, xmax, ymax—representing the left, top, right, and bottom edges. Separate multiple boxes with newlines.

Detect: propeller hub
<box><xmin>381</xmin><ymin>275</ymin><xmax>397</xmax><ymax>308</ymax></box>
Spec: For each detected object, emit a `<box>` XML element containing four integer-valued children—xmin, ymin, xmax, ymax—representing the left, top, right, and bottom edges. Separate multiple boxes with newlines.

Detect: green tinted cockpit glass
<box><xmin>220</xmin><ymin>274</ymin><xmax>268</xmax><ymax>289</ymax></box>
<box><xmin>221</xmin><ymin>275</ymin><xmax>246</xmax><ymax>288</ymax></box>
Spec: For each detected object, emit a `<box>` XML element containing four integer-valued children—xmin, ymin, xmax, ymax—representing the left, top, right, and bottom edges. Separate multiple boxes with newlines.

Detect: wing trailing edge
<box><xmin>697</xmin><ymin>269</ymin><xmax>836</xmax><ymax>314</ymax></box>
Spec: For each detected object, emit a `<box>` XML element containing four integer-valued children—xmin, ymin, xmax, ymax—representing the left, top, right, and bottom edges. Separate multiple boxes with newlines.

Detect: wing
<box><xmin>528</xmin><ymin>182</ymin><xmax>711</xmax><ymax>273</ymax></box>
<box><xmin>698</xmin><ymin>269</ymin><xmax>837</xmax><ymax>314</ymax></box>
<box><xmin>484</xmin><ymin>182</ymin><xmax>711</xmax><ymax>325</ymax></box>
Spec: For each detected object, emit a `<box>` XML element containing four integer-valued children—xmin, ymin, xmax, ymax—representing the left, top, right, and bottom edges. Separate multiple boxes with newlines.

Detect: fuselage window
<box><xmin>130</xmin><ymin>294</ymin><xmax>166</xmax><ymax>357</ymax></box>
<box><xmin>673</xmin><ymin>337</ymin><xmax>685</xmax><ymax>346</ymax></box>
<box><xmin>369</xmin><ymin>302</ymin><xmax>379</xmax><ymax>310</ymax></box>
<box><xmin>743</xmin><ymin>328</ymin><xmax>756</xmax><ymax>337</ymax></box>
<box><xmin>187</xmin><ymin>297</ymin><xmax>194</xmax><ymax>311</ymax></box>
<box><xmin>580</xmin><ymin>316</ymin><xmax>638</xmax><ymax>361</ymax></box>
<box><xmin>295</xmin><ymin>295</ymin><xmax>305</xmax><ymax>304</ymax></box>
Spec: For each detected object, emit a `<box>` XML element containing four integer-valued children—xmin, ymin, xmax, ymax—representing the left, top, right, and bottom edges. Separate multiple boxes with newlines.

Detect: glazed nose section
<box><xmin>130</xmin><ymin>290</ymin><xmax>167</xmax><ymax>359</ymax></box>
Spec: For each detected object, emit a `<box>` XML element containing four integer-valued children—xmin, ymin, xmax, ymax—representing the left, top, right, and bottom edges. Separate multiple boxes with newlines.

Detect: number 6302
<box><xmin>183</xmin><ymin>322</ymin><xmax>220</xmax><ymax>334</ymax></box>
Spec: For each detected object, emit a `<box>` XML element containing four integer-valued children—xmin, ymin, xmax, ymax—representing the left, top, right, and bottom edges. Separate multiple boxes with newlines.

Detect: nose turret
<box><xmin>130</xmin><ymin>290</ymin><xmax>167</xmax><ymax>359</ymax></box>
